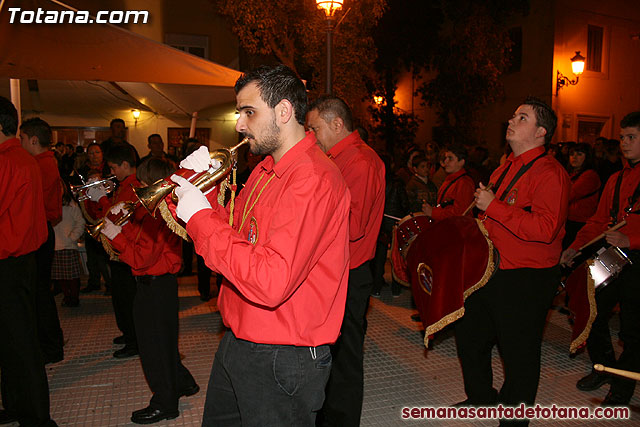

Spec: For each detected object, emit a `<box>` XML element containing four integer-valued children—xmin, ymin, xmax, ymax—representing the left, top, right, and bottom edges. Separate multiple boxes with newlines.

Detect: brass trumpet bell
<box><xmin>134</xmin><ymin>137</ymin><xmax>250</xmax><ymax>217</ymax></box>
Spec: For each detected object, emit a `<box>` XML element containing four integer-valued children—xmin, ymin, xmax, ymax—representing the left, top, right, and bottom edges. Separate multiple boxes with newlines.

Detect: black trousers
<box><xmin>0</xmin><ymin>253</ymin><xmax>56</xmax><ymax>426</ymax></box>
<box><xmin>586</xmin><ymin>255</ymin><xmax>640</xmax><ymax>400</ymax></box>
<box><xmin>455</xmin><ymin>267</ymin><xmax>558</xmax><ymax>422</ymax></box>
<box><xmin>109</xmin><ymin>260</ymin><xmax>137</xmax><ymax>346</ymax></box>
<box><xmin>197</xmin><ymin>253</ymin><xmax>212</xmax><ymax>298</ymax></box>
<box><xmin>133</xmin><ymin>274</ymin><xmax>197</xmax><ymax>411</ymax></box>
<box><xmin>319</xmin><ymin>261</ymin><xmax>373</xmax><ymax>427</ymax></box>
<box><xmin>35</xmin><ymin>222</ymin><xmax>64</xmax><ymax>362</ymax></box>
<box><xmin>85</xmin><ymin>232</ymin><xmax>111</xmax><ymax>290</ymax></box>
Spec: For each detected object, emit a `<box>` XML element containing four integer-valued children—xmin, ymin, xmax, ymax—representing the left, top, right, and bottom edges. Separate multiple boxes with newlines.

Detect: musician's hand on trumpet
<box><xmin>560</xmin><ymin>248</ymin><xmax>578</xmax><ymax>267</ymax></box>
<box><xmin>604</xmin><ymin>230</ymin><xmax>630</xmax><ymax>248</ymax></box>
<box><xmin>86</xmin><ymin>182</ymin><xmax>108</xmax><ymax>202</ymax></box>
<box><xmin>100</xmin><ymin>217</ymin><xmax>122</xmax><ymax>240</ymax></box>
<box><xmin>170</xmin><ymin>174</ymin><xmax>212</xmax><ymax>223</ymax></box>
<box><xmin>473</xmin><ymin>182</ymin><xmax>495</xmax><ymax>211</ymax></box>
<box><xmin>179</xmin><ymin>145</ymin><xmax>223</xmax><ymax>173</ymax></box>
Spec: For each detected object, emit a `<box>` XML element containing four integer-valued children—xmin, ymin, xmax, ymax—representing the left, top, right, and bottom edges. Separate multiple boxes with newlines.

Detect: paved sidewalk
<box><xmin>2</xmin><ymin>275</ymin><xmax>638</xmax><ymax>426</ymax></box>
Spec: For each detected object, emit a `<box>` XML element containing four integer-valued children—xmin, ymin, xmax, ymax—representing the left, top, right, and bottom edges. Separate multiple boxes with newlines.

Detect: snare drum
<box><xmin>589</xmin><ymin>246</ymin><xmax>632</xmax><ymax>290</ymax></box>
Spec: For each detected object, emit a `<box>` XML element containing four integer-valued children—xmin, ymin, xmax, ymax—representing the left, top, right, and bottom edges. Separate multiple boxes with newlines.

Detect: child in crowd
<box><xmin>52</xmin><ymin>181</ymin><xmax>85</xmax><ymax>307</ymax></box>
<box><xmin>406</xmin><ymin>154</ymin><xmax>438</xmax><ymax>213</ymax></box>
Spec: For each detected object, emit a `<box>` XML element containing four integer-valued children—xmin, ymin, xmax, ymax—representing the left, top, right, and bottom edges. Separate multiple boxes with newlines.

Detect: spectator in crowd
<box><xmin>405</xmin><ymin>153</ymin><xmax>437</xmax><ymax>213</ymax></box>
<box><xmin>52</xmin><ymin>180</ymin><xmax>86</xmax><ymax>307</ymax></box>
<box><xmin>140</xmin><ymin>133</ymin><xmax>178</xmax><ymax>168</ymax></box>
<box><xmin>597</xmin><ymin>138</ymin><xmax>623</xmax><ymax>186</ymax></box>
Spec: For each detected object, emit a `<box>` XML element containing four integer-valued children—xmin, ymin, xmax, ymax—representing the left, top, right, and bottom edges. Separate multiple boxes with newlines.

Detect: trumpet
<box><xmin>134</xmin><ymin>137</ymin><xmax>250</xmax><ymax>217</ymax></box>
<box><xmin>71</xmin><ymin>176</ymin><xmax>117</xmax><ymax>201</ymax></box>
<box><xmin>86</xmin><ymin>199</ymin><xmax>140</xmax><ymax>240</ymax></box>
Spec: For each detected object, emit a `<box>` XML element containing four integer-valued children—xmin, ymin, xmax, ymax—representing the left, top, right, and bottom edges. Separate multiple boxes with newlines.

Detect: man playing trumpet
<box><xmin>171</xmin><ymin>64</ymin><xmax>351</xmax><ymax>426</ymax></box>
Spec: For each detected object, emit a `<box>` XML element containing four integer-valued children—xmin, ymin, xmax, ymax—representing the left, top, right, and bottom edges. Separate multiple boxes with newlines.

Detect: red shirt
<box><xmin>431</xmin><ymin>168</ymin><xmax>475</xmax><ymax>221</ymax></box>
<box><xmin>483</xmin><ymin>145</ymin><xmax>570</xmax><ymax>269</ymax></box>
<box><xmin>327</xmin><ymin>131</ymin><xmax>385</xmax><ymax>268</ymax></box>
<box><xmin>568</xmin><ymin>169</ymin><xmax>601</xmax><ymax>223</ymax></box>
<box><xmin>187</xmin><ymin>132</ymin><xmax>351</xmax><ymax>346</ymax></box>
<box><xmin>0</xmin><ymin>138</ymin><xmax>48</xmax><ymax>258</ymax></box>
<box><xmin>111</xmin><ymin>214</ymin><xmax>182</xmax><ymax>276</ymax></box>
<box><xmin>34</xmin><ymin>151</ymin><xmax>62</xmax><ymax>224</ymax></box>
<box><xmin>571</xmin><ymin>161</ymin><xmax>640</xmax><ymax>251</ymax></box>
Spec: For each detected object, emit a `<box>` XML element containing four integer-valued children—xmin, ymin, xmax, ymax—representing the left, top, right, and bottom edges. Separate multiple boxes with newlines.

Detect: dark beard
<box><xmin>249</xmin><ymin>116</ymin><xmax>280</xmax><ymax>156</ymax></box>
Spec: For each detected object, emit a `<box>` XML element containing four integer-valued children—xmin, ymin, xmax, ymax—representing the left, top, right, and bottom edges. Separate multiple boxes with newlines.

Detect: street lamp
<box><xmin>316</xmin><ymin>0</ymin><xmax>343</xmax><ymax>94</ymax></box>
<box><xmin>556</xmin><ymin>51</ymin><xmax>586</xmax><ymax>95</ymax></box>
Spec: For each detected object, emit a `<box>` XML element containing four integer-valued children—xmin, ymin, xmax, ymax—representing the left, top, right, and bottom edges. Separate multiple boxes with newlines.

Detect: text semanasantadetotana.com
<box><xmin>401</xmin><ymin>404</ymin><xmax>630</xmax><ymax>420</ymax></box>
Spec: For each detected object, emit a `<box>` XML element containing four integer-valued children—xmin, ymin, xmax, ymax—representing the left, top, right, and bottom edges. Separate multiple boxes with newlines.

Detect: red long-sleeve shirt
<box><xmin>327</xmin><ymin>131</ymin><xmax>385</xmax><ymax>268</ymax></box>
<box><xmin>568</xmin><ymin>169</ymin><xmax>601</xmax><ymax>223</ymax></box>
<box><xmin>34</xmin><ymin>150</ymin><xmax>62</xmax><ymax>224</ymax></box>
<box><xmin>111</xmin><ymin>214</ymin><xmax>182</xmax><ymax>276</ymax></box>
<box><xmin>483</xmin><ymin>145</ymin><xmax>570</xmax><ymax>269</ymax></box>
<box><xmin>571</xmin><ymin>161</ymin><xmax>640</xmax><ymax>251</ymax></box>
<box><xmin>430</xmin><ymin>168</ymin><xmax>475</xmax><ymax>221</ymax></box>
<box><xmin>0</xmin><ymin>138</ymin><xmax>47</xmax><ymax>259</ymax></box>
<box><xmin>187</xmin><ymin>132</ymin><xmax>351</xmax><ymax>346</ymax></box>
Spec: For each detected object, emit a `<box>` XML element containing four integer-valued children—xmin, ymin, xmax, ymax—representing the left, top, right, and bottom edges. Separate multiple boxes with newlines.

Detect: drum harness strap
<box><xmin>491</xmin><ymin>151</ymin><xmax>547</xmax><ymax>202</ymax></box>
<box><xmin>436</xmin><ymin>173</ymin><xmax>469</xmax><ymax>207</ymax></box>
<box><xmin>610</xmin><ymin>165</ymin><xmax>640</xmax><ymax>226</ymax></box>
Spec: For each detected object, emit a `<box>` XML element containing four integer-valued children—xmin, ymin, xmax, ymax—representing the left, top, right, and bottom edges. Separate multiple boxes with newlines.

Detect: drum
<box><xmin>404</xmin><ymin>216</ymin><xmax>497</xmax><ymax>347</ymax></box>
<box><xmin>589</xmin><ymin>246</ymin><xmax>632</xmax><ymax>290</ymax></box>
<box><xmin>390</xmin><ymin>213</ymin><xmax>434</xmax><ymax>286</ymax></box>
<box><xmin>564</xmin><ymin>246</ymin><xmax>631</xmax><ymax>354</ymax></box>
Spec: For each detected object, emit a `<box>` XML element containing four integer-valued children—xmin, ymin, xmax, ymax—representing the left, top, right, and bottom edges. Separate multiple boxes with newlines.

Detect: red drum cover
<box><xmin>405</xmin><ymin>216</ymin><xmax>496</xmax><ymax>348</ymax></box>
<box><xmin>564</xmin><ymin>261</ymin><xmax>597</xmax><ymax>353</ymax></box>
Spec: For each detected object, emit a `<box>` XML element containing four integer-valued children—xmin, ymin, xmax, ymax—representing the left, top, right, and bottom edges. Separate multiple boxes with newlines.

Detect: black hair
<box><xmin>105</xmin><ymin>143</ymin><xmax>136</xmax><ymax>167</ymax></box>
<box><xmin>234</xmin><ymin>64</ymin><xmax>308</xmax><ymax>125</ymax></box>
<box><xmin>568</xmin><ymin>142</ymin><xmax>595</xmax><ymax>172</ymax></box>
<box><xmin>110</xmin><ymin>118</ymin><xmax>125</xmax><ymax>127</ymax></box>
<box><xmin>137</xmin><ymin>157</ymin><xmax>175</xmax><ymax>185</ymax></box>
<box><xmin>620</xmin><ymin>112</ymin><xmax>640</xmax><ymax>129</ymax></box>
<box><xmin>20</xmin><ymin>117</ymin><xmax>52</xmax><ymax>148</ymax></box>
<box><xmin>445</xmin><ymin>144</ymin><xmax>468</xmax><ymax>163</ymax></box>
<box><xmin>523</xmin><ymin>96</ymin><xmax>557</xmax><ymax>144</ymax></box>
<box><xmin>0</xmin><ymin>96</ymin><xmax>18</xmax><ymax>136</ymax></box>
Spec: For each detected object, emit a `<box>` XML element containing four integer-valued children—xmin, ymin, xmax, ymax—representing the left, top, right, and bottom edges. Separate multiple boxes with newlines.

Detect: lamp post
<box><xmin>316</xmin><ymin>0</ymin><xmax>343</xmax><ymax>95</ymax></box>
<box><xmin>556</xmin><ymin>51</ymin><xmax>586</xmax><ymax>95</ymax></box>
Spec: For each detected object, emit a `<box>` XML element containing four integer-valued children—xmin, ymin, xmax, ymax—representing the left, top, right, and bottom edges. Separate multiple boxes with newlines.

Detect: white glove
<box><xmin>110</xmin><ymin>202</ymin><xmax>126</xmax><ymax>216</ymax></box>
<box><xmin>179</xmin><ymin>146</ymin><xmax>209</xmax><ymax>172</ymax></box>
<box><xmin>101</xmin><ymin>218</ymin><xmax>122</xmax><ymax>240</ymax></box>
<box><xmin>86</xmin><ymin>185</ymin><xmax>107</xmax><ymax>202</ymax></box>
<box><xmin>171</xmin><ymin>174</ymin><xmax>212</xmax><ymax>223</ymax></box>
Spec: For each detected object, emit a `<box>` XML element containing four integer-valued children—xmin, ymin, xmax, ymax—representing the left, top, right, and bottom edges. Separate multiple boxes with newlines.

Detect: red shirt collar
<box><xmin>260</xmin><ymin>131</ymin><xmax>318</xmax><ymax>178</ymax></box>
<box><xmin>444</xmin><ymin>168</ymin><xmax>467</xmax><ymax>183</ymax></box>
<box><xmin>505</xmin><ymin>144</ymin><xmax>546</xmax><ymax>166</ymax></box>
<box><xmin>0</xmin><ymin>137</ymin><xmax>20</xmax><ymax>153</ymax></box>
<box><xmin>327</xmin><ymin>131</ymin><xmax>361</xmax><ymax>159</ymax></box>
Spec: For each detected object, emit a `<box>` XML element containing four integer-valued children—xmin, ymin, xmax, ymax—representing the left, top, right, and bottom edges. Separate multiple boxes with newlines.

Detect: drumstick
<box><xmin>578</xmin><ymin>220</ymin><xmax>627</xmax><ymax>252</ymax></box>
<box><xmin>384</xmin><ymin>214</ymin><xmax>403</xmax><ymax>222</ymax></box>
<box><xmin>594</xmin><ymin>364</ymin><xmax>640</xmax><ymax>381</ymax></box>
<box><xmin>462</xmin><ymin>183</ymin><xmax>494</xmax><ymax>216</ymax></box>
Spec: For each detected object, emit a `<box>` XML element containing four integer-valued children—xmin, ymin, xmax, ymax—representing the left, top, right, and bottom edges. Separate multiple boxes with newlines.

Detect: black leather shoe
<box><xmin>411</xmin><ymin>313</ymin><xmax>421</xmax><ymax>322</ymax></box>
<box><xmin>576</xmin><ymin>370</ymin><xmax>612</xmax><ymax>391</ymax></box>
<box><xmin>179</xmin><ymin>383</ymin><xmax>200</xmax><ymax>398</ymax></box>
<box><xmin>0</xmin><ymin>409</ymin><xmax>17</xmax><ymax>425</ymax></box>
<box><xmin>113</xmin><ymin>345</ymin><xmax>138</xmax><ymax>358</ymax></box>
<box><xmin>602</xmin><ymin>390</ymin><xmax>631</xmax><ymax>406</ymax></box>
<box><xmin>112</xmin><ymin>335</ymin><xmax>126</xmax><ymax>345</ymax></box>
<box><xmin>131</xmin><ymin>407</ymin><xmax>179</xmax><ymax>424</ymax></box>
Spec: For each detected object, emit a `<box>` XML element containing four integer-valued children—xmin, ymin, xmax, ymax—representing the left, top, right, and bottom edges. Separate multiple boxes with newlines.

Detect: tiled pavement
<box><xmin>2</xmin><ymin>272</ymin><xmax>639</xmax><ymax>426</ymax></box>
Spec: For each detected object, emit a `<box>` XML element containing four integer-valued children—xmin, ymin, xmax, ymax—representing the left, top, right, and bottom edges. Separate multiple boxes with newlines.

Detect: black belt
<box><xmin>135</xmin><ymin>273</ymin><xmax>174</xmax><ymax>285</ymax></box>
